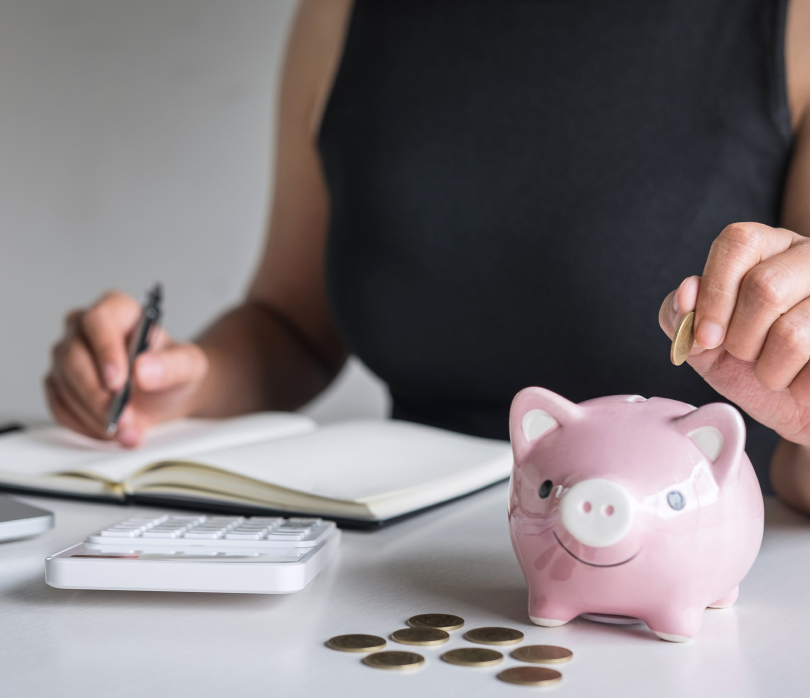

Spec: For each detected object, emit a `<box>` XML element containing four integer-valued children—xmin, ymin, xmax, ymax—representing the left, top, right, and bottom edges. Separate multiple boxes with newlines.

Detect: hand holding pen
<box><xmin>45</xmin><ymin>285</ymin><xmax>209</xmax><ymax>447</ymax></box>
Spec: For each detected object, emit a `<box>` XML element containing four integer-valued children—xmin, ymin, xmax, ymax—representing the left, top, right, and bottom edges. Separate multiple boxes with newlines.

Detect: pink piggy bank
<box><xmin>508</xmin><ymin>388</ymin><xmax>764</xmax><ymax>642</ymax></box>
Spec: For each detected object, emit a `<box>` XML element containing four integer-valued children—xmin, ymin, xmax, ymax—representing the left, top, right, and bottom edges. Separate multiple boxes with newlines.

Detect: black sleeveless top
<box><xmin>318</xmin><ymin>0</ymin><xmax>793</xmax><ymax>493</ymax></box>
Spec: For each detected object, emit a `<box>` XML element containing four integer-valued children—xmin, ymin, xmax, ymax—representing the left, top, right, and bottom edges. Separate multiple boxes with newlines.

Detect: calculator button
<box><xmin>100</xmin><ymin>529</ymin><xmax>140</xmax><ymax>537</ymax></box>
<box><xmin>185</xmin><ymin>531</ymin><xmax>225</xmax><ymax>539</ymax></box>
<box><xmin>225</xmin><ymin>532</ymin><xmax>265</xmax><ymax>540</ymax></box>
<box><xmin>287</xmin><ymin>518</ymin><xmax>321</xmax><ymax>526</ymax></box>
<box><xmin>143</xmin><ymin>530</ymin><xmax>182</xmax><ymax>538</ymax></box>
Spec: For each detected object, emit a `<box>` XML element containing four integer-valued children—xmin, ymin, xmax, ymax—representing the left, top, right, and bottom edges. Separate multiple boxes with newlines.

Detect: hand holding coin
<box><xmin>659</xmin><ymin>225</ymin><xmax>810</xmax><ymax>456</ymax></box>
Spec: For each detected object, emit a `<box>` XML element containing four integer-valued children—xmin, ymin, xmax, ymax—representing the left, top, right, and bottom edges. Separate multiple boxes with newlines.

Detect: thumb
<box><xmin>133</xmin><ymin>343</ymin><xmax>208</xmax><ymax>392</ymax></box>
<box><xmin>660</xmin><ymin>275</ymin><xmax>702</xmax><ymax>340</ymax></box>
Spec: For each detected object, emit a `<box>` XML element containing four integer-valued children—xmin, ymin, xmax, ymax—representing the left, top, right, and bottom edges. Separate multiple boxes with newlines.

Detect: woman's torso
<box><xmin>318</xmin><ymin>0</ymin><xmax>793</xmax><ymax>491</ymax></box>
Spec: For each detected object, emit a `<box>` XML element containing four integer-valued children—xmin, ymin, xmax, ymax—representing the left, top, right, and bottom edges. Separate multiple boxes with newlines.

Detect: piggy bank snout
<box><xmin>559</xmin><ymin>479</ymin><xmax>635</xmax><ymax>548</ymax></box>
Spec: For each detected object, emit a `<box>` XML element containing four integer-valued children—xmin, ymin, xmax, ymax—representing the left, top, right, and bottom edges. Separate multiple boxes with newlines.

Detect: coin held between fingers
<box><xmin>671</xmin><ymin>311</ymin><xmax>696</xmax><ymax>366</ymax></box>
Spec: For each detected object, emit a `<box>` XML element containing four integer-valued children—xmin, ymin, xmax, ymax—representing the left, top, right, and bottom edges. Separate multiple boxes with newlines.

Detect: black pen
<box><xmin>106</xmin><ymin>283</ymin><xmax>163</xmax><ymax>435</ymax></box>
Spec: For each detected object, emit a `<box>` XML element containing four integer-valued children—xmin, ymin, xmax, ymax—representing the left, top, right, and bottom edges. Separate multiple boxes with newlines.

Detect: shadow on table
<box><xmin>3</xmin><ymin>573</ymin><xmax>288</xmax><ymax>611</ymax></box>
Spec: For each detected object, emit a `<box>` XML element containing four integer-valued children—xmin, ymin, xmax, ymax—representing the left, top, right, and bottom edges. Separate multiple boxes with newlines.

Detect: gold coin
<box><xmin>407</xmin><ymin>613</ymin><xmax>465</xmax><ymax>631</ymax></box>
<box><xmin>441</xmin><ymin>647</ymin><xmax>504</xmax><ymax>667</ymax></box>
<box><xmin>362</xmin><ymin>651</ymin><xmax>424</xmax><ymax>670</ymax></box>
<box><xmin>464</xmin><ymin>627</ymin><xmax>524</xmax><ymax>645</ymax></box>
<box><xmin>670</xmin><ymin>311</ymin><xmax>696</xmax><ymax>366</ymax></box>
<box><xmin>511</xmin><ymin>645</ymin><xmax>573</xmax><ymax>664</ymax></box>
<box><xmin>326</xmin><ymin>634</ymin><xmax>386</xmax><ymax>652</ymax></box>
<box><xmin>497</xmin><ymin>667</ymin><xmax>563</xmax><ymax>686</ymax></box>
<box><xmin>390</xmin><ymin>627</ymin><xmax>450</xmax><ymax>646</ymax></box>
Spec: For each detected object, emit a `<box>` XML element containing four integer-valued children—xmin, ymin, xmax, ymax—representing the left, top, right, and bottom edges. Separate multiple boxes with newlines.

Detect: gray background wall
<box><xmin>0</xmin><ymin>0</ymin><xmax>388</xmax><ymax>424</ymax></box>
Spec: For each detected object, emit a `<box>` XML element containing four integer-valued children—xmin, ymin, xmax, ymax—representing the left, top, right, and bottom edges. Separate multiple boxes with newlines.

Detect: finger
<box><xmin>755</xmin><ymin>296</ymin><xmax>810</xmax><ymax>393</ymax></box>
<box><xmin>56</xmin><ymin>336</ymin><xmax>112</xmax><ymax>422</ymax></box>
<box><xmin>724</xmin><ymin>241</ymin><xmax>810</xmax><ymax>361</ymax></box>
<box><xmin>80</xmin><ymin>291</ymin><xmax>143</xmax><ymax>391</ymax></box>
<box><xmin>788</xmin><ymin>355</ymin><xmax>810</xmax><ymax>407</ymax></box>
<box><xmin>45</xmin><ymin>374</ymin><xmax>107</xmax><ymax>439</ymax></box>
<box><xmin>659</xmin><ymin>276</ymin><xmax>703</xmax><ymax>345</ymax></box>
<box><xmin>114</xmin><ymin>406</ymin><xmax>144</xmax><ymax>448</ymax></box>
<box><xmin>134</xmin><ymin>343</ymin><xmax>208</xmax><ymax>392</ymax></box>
<box><xmin>695</xmin><ymin>223</ymin><xmax>800</xmax><ymax>349</ymax></box>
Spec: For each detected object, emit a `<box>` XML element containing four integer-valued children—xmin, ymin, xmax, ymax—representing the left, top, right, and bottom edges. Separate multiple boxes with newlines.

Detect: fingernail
<box><xmin>672</xmin><ymin>292</ymin><xmax>680</xmax><ymax>315</ymax></box>
<box><xmin>103</xmin><ymin>363</ymin><xmax>119</xmax><ymax>389</ymax></box>
<box><xmin>137</xmin><ymin>357</ymin><xmax>163</xmax><ymax>389</ymax></box>
<box><xmin>697</xmin><ymin>320</ymin><xmax>724</xmax><ymax>349</ymax></box>
<box><xmin>118</xmin><ymin>427</ymin><xmax>141</xmax><ymax>448</ymax></box>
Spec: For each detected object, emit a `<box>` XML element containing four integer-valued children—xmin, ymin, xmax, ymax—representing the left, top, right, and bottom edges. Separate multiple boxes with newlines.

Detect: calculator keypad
<box><xmin>89</xmin><ymin>515</ymin><xmax>330</xmax><ymax>548</ymax></box>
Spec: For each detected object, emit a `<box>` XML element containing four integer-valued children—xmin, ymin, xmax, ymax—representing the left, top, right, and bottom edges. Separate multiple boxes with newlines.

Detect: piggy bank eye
<box><xmin>667</xmin><ymin>491</ymin><xmax>686</xmax><ymax>511</ymax></box>
<box><xmin>539</xmin><ymin>480</ymin><xmax>553</xmax><ymax>499</ymax></box>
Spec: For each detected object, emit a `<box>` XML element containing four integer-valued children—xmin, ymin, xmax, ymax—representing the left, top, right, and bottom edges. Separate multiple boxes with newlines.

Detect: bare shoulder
<box><xmin>786</xmin><ymin>0</ymin><xmax>810</xmax><ymax>132</ymax></box>
<box><xmin>781</xmin><ymin>0</ymin><xmax>810</xmax><ymax>235</ymax></box>
<box><xmin>281</xmin><ymin>0</ymin><xmax>354</xmax><ymax>139</ymax></box>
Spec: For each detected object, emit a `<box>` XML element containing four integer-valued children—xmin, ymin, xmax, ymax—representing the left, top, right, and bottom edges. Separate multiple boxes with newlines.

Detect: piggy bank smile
<box><xmin>508</xmin><ymin>388</ymin><xmax>764</xmax><ymax>642</ymax></box>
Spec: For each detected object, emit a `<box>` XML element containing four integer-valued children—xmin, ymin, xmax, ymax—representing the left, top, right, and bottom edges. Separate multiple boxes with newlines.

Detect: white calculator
<box><xmin>45</xmin><ymin>514</ymin><xmax>340</xmax><ymax>594</ymax></box>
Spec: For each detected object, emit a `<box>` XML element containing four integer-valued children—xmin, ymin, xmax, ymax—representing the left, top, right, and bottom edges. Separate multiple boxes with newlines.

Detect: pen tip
<box><xmin>106</xmin><ymin>423</ymin><xmax>118</xmax><ymax>436</ymax></box>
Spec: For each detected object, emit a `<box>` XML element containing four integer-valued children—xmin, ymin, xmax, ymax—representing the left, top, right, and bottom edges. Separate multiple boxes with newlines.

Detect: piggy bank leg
<box><xmin>708</xmin><ymin>585</ymin><xmax>739</xmax><ymax>609</ymax></box>
<box><xmin>644</xmin><ymin>607</ymin><xmax>704</xmax><ymax>643</ymax></box>
<box><xmin>528</xmin><ymin>593</ymin><xmax>578</xmax><ymax>627</ymax></box>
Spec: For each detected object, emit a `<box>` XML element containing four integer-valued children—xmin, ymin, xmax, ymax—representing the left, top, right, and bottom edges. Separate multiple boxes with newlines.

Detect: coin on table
<box><xmin>441</xmin><ymin>647</ymin><xmax>504</xmax><ymax>667</ymax></box>
<box><xmin>407</xmin><ymin>613</ymin><xmax>465</xmax><ymax>631</ymax></box>
<box><xmin>670</xmin><ymin>311</ymin><xmax>696</xmax><ymax>366</ymax></box>
<box><xmin>511</xmin><ymin>645</ymin><xmax>573</xmax><ymax>664</ymax></box>
<box><xmin>326</xmin><ymin>634</ymin><xmax>386</xmax><ymax>652</ymax></box>
<box><xmin>497</xmin><ymin>667</ymin><xmax>562</xmax><ymax>686</ymax></box>
<box><xmin>464</xmin><ymin>627</ymin><xmax>524</xmax><ymax>645</ymax></box>
<box><xmin>362</xmin><ymin>651</ymin><xmax>425</xmax><ymax>670</ymax></box>
<box><xmin>391</xmin><ymin>627</ymin><xmax>450</xmax><ymax>646</ymax></box>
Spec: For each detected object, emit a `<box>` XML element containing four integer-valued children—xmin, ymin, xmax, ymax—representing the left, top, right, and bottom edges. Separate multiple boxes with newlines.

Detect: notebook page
<box><xmin>163</xmin><ymin>420</ymin><xmax>511</xmax><ymax>501</ymax></box>
<box><xmin>0</xmin><ymin>412</ymin><xmax>315</xmax><ymax>483</ymax></box>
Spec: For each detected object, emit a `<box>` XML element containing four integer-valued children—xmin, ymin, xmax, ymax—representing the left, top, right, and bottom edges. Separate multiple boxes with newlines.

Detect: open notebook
<box><xmin>0</xmin><ymin>414</ymin><xmax>512</xmax><ymax>527</ymax></box>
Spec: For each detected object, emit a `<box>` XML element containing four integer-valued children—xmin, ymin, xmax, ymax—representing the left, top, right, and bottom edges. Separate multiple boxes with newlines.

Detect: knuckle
<box><xmin>770</xmin><ymin>316</ymin><xmax>810</xmax><ymax>356</ymax></box>
<box><xmin>717</xmin><ymin>222</ymin><xmax>762</xmax><ymax>252</ymax></box>
<box><xmin>64</xmin><ymin>309</ymin><xmax>82</xmax><ymax>329</ymax></box>
<box><xmin>742</xmin><ymin>267</ymin><xmax>789</xmax><ymax>311</ymax></box>
<box><xmin>98</xmin><ymin>289</ymin><xmax>126</xmax><ymax>305</ymax></box>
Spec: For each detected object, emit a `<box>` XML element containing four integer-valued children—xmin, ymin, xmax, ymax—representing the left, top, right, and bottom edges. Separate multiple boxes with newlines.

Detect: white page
<box><xmin>168</xmin><ymin>420</ymin><xmax>511</xmax><ymax>501</ymax></box>
<box><xmin>0</xmin><ymin>412</ymin><xmax>315</xmax><ymax>483</ymax></box>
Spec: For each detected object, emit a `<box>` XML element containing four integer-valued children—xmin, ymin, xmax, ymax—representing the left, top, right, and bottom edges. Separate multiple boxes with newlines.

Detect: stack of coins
<box><xmin>326</xmin><ymin>613</ymin><xmax>573</xmax><ymax>686</ymax></box>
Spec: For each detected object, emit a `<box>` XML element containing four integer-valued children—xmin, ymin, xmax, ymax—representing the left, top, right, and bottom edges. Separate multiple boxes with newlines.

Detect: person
<box><xmin>46</xmin><ymin>0</ymin><xmax>810</xmax><ymax>514</ymax></box>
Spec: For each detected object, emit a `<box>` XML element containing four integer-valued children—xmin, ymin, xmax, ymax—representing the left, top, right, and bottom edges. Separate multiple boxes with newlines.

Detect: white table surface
<box><xmin>0</xmin><ymin>485</ymin><xmax>808</xmax><ymax>698</ymax></box>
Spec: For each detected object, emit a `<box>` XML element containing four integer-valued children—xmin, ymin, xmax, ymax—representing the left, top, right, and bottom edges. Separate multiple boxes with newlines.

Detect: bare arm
<box><xmin>190</xmin><ymin>0</ymin><xmax>354</xmax><ymax>417</ymax></box>
<box><xmin>45</xmin><ymin>0</ymin><xmax>355</xmax><ymax>444</ymax></box>
<box><xmin>654</xmin><ymin>0</ymin><xmax>810</xmax><ymax>513</ymax></box>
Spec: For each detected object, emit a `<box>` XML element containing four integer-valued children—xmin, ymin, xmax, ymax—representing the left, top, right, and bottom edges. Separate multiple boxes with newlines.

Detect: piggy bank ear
<box><xmin>672</xmin><ymin>403</ymin><xmax>746</xmax><ymax>487</ymax></box>
<box><xmin>509</xmin><ymin>387</ymin><xmax>582</xmax><ymax>462</ymax></box>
